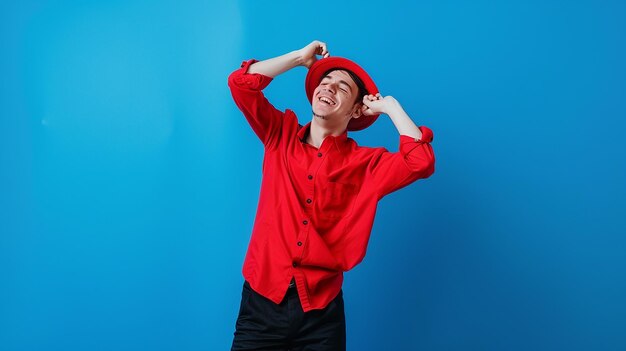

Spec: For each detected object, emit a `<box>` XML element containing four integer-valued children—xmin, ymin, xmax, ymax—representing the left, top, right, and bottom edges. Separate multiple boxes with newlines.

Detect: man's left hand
<box><xmin>361</xmin><ymin>93</ymin><xmax>398</xmax><ymax>116</ymax></box>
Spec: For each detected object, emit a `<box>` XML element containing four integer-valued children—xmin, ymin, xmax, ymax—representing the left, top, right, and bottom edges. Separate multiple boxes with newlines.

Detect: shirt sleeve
<box><xmin>368</xmin><ymin>126</ymin><xmax>436</xmax><ymax>199</ymax></box>
<box><xmin>227</xmin><ymin>59</ymin><xmax>285</xmax><ymax>148</ymax></box>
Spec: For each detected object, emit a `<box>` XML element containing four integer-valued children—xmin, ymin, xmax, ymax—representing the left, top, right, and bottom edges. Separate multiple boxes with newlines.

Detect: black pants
<box><xmin>231</xmin><ymin>281</ymin><xmax>346</xmax><ymax>351</ymax></box>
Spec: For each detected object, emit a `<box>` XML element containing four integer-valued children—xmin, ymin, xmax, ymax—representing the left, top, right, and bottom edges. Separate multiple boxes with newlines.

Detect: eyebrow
<box><xmin>321</xmin><ymin>75</ymin><xmax>353</xmax><ymax>93</ymax></box>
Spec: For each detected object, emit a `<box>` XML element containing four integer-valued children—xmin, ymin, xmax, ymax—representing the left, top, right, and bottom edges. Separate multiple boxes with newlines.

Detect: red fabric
<box><xmin>227</xmin><ymin>59</ymin><xmax>436</xmax><ymax>312</ymax></box>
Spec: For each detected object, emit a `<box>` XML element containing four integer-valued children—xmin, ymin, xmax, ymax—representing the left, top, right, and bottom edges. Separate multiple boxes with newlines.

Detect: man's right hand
<box><xmin>298</xmin><ymin>40</ymin><xmax>330</xmax><ymax>69</ymax></box>
<box><xmin>245</xmin><ymin>41</ymin><xmax>330</xmax><ymax>79</ymax></box>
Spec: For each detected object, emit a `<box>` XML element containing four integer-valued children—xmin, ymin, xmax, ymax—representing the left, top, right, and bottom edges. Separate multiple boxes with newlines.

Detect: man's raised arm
<box><xmin>361</xmin><ymin>93</ymin><xmax>436</xmax><ymax>198</ymax></box>
<box><xmin>248</xmin><ymin>40</ymin><xmax>330</xmax><ymax>77</ymax></box>
<box><xmin>227</xmin><ymin>40</ymin><xmax>330</xmax><ymax>147</ymax></box>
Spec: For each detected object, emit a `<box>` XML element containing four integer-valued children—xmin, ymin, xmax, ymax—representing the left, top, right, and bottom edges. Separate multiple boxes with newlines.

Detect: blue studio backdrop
<box><xmin>1</xmin><ymin>1</ymin><xmax>625</xmax><ymax>350</ymax></box>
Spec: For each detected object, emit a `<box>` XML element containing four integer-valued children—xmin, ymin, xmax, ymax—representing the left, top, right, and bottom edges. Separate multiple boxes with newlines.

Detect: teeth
<box><xmin>319</xmin><ymin>97</ymin><xmax>335</xmax><ymax>105</ymax></box>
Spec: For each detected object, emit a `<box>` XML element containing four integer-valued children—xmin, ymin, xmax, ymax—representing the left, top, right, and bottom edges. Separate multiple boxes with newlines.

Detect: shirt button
<box><xmin>303</xmin><ymin>220</ymin><xmax>308</xmax><ymax>225</ymax></box>
<box><xmin>308</xmin><ymin>175</ymin><xmax>313</xmax><ymax>180</ymax></box>
<box><xmin>317</xmin><ymin>152</ymin><xmax>323</xmax><ymax>157</ymax></box>
<box><xmin>306</xmin><ymin>198</ymin><xmax>312</xmax><ymax>204</ymax></box>
<box><xmin>297</xmin><ymin>241</ymin><xmax>303</xmax><ymax>246</ymax></box>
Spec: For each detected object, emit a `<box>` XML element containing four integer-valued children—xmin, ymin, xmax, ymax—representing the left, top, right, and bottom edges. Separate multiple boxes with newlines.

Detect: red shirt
<box><xmin>228</xmin><ymin>59</ymin><xmax>436</xmax><ymax>312</ymax></box>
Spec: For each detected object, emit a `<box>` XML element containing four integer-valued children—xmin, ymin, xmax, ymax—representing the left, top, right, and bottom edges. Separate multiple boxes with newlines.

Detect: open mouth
<box><xmin>318</xmin><ymin>96</ymin><xmax>336</xmax><ymax>106</ymax></box>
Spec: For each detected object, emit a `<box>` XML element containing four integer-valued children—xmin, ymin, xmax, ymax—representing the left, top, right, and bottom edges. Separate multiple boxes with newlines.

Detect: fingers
<box><xmin>320</xmin><ymin>42</ymin><xmax>329</xmax><ymax>58</ymax></box>
<box><xmin>363</xmin><ymin>93</ymin><xmax>383</xmax><ymax>102</ymax></box>
<box><xmin>361</xmin><ymin>103</ymin><xmax>371</xmax><ymax>115</ymax></box>
<box><xmin>313</xmin><ymin>40</ymin><xmax>330</xmax><ymax>58</ymax></box>
<box><xmin>361</xmin><ymin>93</ymin><xmax>386</xmax><ymax>116</ymax></box>
<box><xmin>361</xmin><ymin>97</ymin><xmax>376</xmax><ymax>110</ymax></box>
<box><xmin>311</xmin><ymin>39</ymin><xmax>329</xmax><ymax>58</ymax></box>
<box><xmin>361</xmin><ymin>104</ymin><xmax>375</xmax><ymax>116</ymax></box>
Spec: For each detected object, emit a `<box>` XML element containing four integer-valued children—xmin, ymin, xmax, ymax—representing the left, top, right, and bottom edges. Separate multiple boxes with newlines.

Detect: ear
<box><xmin>351</xmin><ymin>103</ymin><xmax>363</xmax><ymax>119</ymax></box>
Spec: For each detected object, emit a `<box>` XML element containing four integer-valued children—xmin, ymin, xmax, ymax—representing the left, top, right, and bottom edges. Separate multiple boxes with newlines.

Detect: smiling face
<box><xmin>311</xmin><ymin>69</ymin><xmax>365</xmax><ymax>130</ymax></box>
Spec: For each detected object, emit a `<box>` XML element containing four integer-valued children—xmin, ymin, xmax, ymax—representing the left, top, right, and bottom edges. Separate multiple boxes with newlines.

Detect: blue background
<box><xmin>1</xmin><ymin>0</ymin><xmax>625</xmax><ymax>350</ymax></box>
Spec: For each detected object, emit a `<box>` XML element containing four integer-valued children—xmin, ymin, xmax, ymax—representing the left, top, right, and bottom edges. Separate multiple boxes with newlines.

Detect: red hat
<box><xmin>305</xmin><ymin>57</ymin><xmax>380</xmax><ymax>131</ymax></box>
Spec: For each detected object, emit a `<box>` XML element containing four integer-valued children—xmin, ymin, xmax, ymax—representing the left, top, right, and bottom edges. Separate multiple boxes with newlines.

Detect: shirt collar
<box><xmin>297</xmin><ymin>121</ymin><xmax>349</xmax><ymax>152</ymax></box>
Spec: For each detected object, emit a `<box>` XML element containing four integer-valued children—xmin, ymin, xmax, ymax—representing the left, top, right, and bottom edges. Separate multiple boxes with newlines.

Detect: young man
<box><xmin>227</xmin><ymin>40</ymin><xmax>435</xmax><ymax>350</ymax></box>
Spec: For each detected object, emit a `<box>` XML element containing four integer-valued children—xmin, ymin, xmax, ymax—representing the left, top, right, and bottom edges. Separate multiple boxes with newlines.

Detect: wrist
<box><xmin>384</xmin><ymin>99</ymin><xmax>402</xmax><ymax>116</ymax></box>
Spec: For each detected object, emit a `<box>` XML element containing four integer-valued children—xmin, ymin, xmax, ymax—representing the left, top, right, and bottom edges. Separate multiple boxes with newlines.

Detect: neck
<box><xmin>307</xmin><ymin>118</ymin><xmax>345</xmax><ymax>148</ymax></box>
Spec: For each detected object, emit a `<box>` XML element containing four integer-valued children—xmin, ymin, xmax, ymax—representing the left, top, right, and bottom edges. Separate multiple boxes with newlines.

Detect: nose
<box><xmin>323</xmin><ymin>84</ymin><xmax>336</xmax><ymax>94</ymax></box>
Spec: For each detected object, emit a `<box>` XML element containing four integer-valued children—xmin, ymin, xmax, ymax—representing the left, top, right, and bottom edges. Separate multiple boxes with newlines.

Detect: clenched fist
<box><xmin>298</xmin><ymin>40</ymin><xmax>330</xmax><ymax>69</ymax></box>
<box><xmin>361</xmin><ymin>93</ymin><xmax>398</xmax><ymax>116</ymax></box>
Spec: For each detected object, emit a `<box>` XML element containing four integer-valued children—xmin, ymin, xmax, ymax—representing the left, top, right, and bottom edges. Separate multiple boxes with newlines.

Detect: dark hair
<box><xmin>321</xmin><ymin>68</ymin><xmax>368</xmax><ymax>105</ymax></box>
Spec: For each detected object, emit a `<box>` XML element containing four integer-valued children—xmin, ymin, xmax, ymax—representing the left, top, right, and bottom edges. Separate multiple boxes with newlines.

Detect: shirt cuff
<box><xmin>399</xmin><ymin>126</ymin><xmax>434</xmax><ymax>145</ymax></box>
<box><xmin>231</xmin><ymin>59</ymin><xmax>274</xmax><ymax>90</ymax></box>
<box><xmin>417</xmin><ymin>126</ymin><xmax>434</xmax><ymax>143</ymax></box>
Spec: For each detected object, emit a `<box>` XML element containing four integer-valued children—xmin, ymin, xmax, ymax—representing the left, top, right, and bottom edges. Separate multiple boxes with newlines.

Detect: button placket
<box><xmin>296</xmin><ymin>145</ymin><xmax>325</xmax><ymax>261</ymax></box>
